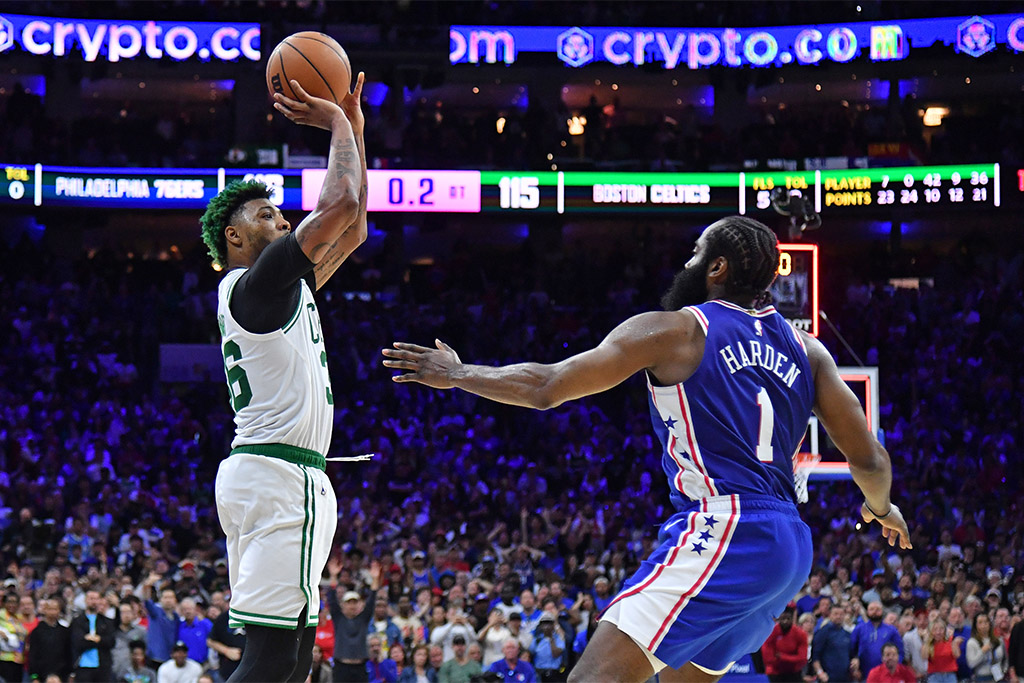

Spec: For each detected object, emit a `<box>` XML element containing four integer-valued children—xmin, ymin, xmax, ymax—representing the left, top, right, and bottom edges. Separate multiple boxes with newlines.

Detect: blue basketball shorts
<box><xmin>600</xmin><ymin>494</ymin><xmax>812</xmax><ymax>673</ymax></box>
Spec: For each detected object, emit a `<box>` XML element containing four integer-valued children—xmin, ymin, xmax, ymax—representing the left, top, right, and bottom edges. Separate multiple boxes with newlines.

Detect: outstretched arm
<box><xmin>382</xmin><ymin>310</ymin><xmax>700</xmax><ymax>410</ymax></box>
<box><xmin>273</xmin><ymin>78</ymin><xmax>361</xmax><ymax>266</ymax></box>
<box><xmin>802</xmin><ymin>331</ymin><xmax>911</xmax><ymax>549</ymax></box>
<box><xmin>312</xmin><ymin>73</ymin><xmax>369</xmax><ymax>290</ymax></box>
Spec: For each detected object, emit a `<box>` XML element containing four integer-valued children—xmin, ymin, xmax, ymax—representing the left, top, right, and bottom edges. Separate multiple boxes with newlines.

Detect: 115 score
<box><xmin>498</xmin><ymin>176</ymin><xmax>540</xmax><ymax>209</ymax></box>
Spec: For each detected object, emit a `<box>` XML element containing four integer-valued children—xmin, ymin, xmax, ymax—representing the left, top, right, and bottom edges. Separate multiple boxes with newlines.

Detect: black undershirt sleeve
<box><xmin>230</xmin><ymin>233</ymin><xmax>317</xmax><ymax>334</ymax></box>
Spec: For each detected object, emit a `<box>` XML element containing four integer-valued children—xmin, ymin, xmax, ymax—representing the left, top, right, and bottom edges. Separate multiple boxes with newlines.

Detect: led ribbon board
<box><xmin>1</xmin><ymin>163</ymin><xmax>1000</xmax><ymax>213</ymax></box>
<box><xmin>450</xmin><ymin>15</ymin><xmax>1024</xmax><ymax>68</ymax></box>
<box><xmin>0</xmin><ymin>13</ymin><xmax>260</xmax><ymax>62</ymax></box>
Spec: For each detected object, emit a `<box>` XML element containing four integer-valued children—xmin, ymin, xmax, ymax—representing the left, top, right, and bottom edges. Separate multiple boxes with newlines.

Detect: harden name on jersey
<box><xmin>717</xmin><ymin>338</ymin><xmax>803</xmax><ymax>388</ymax></box>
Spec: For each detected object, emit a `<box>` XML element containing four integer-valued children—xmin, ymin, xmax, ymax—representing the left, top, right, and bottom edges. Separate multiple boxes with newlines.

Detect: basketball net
<box><xmin>792</xmin><ymin>451</ymin><xmax>820</xmax><ymax>504</ymax></box>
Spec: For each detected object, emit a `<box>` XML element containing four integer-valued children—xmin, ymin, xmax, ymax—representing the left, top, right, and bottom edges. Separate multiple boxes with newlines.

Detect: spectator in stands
<box><xmin>429</xmin><ymin>644</ymin><xmax>446</xmax><ymax>670</ymax></box>
<box><xmin>966</xmin><ymin>612</ymin><xmax>1006</xmax><ymax>683</ymax></box>
<box><xmin>863</xmin><ymin>570</ymin><xmax>889</xmax><ymax>605</ymax></box>
<box><xmin>866</xmin><ymin>642</ymin><xmax>916</xmax><ymax>683</ymax></box>
<box><xmin>491</xmin><ymin>583</ymin><xmax>521</xmax><ymax>620</ymax></box>
<box><xmin>902</xmin><ymin>609</ymin><xmax>930</xmax><ymax>679</ymax></box>
<box><xmin>392</xmin><ymin>594</ymin><xmax>425</xmax><ymax>647</ymax></box>
<box><xmin>124</xmin><ymin>641</ymin><xmax>158</xmax><ymax>683</ymax></box>
<box><xmin>811</xmin><ymin>604</ymin><xmax>851</xmax><ymax>683</ymax></box>
<box><xmin>430</xmin><ymin>606</ymin><xmax>477</xmax><ymax>662</ymax></box>
<box><xmin>71</xmin><ymin>588</ymin><xmax>116</xmax><ymax>682</ymax></box>
<box><xmin>923</xmin><ymin>618</ymin><xmax>962</xmax><ymax>683</ymax></box>
<box><xmin>530</xmin><ymin>613</ymin><xmax>566</xmax><ymax>682</ymax></box>
<box><xmin>850</xmin><ymin>601</ymin><xmax>903</xmax><ymax>680</ymax></box>
<box><xmin>310</xmin><ymin>643</ymin><xmax>333</xmax><ymax>683</ymax></box>
<box><xmin>507</xmin><ymin>612</ymin><xmax>533</xmax><ymax>655</ymax></box>
<box><xmin>993</xmin><ymin>608</ymin><xmax>1012</xmax><ymax>649</ymax></box>
<box><xmin>947</xmin><ymin>606</ymin><xmax>971</xmax><ymax>680</ymax></box>
<box><xmin>113</xmin><ymin>601</ymin><xmax>149</xmax><ymax>679</ymax></box>
<box><xmin>367</xmin><ymin>633</ymin><xmax>399</xmax><ymax>683</ymax></box>
<box><xmin>487</xmin><ymin>639</ymin><xmax>536</xmax><ymax>683</ymax></box>
<box><xmin>327</xmin><ymin>559</ymin><xmax>382</xmax><ymax>683</ymax></box>
<box><xmin>27</xmin><ymin>598</ymin><xmax>71</xmax><ymax>680</ymax></box>
<box><xmin>1008</xmin><ymin>615</ymin><xmax>1024</xmax><ymax>683</ymax></box>
<box><xmin>207</xmin><ymin>592</ymin><xmax>246</xmax><ymax>680</ymax></box>
<box><xmin>519</xmin><ymin>590</ymin><xmax>542</xmax><ymax>633</ymax></box>
<box><xmin>370</xmin><ymin>588</ymin><xmax>403</xmax><ymax>655</ymax></box>
<box><xmin>477</xmin><ymin>607</ymin><xmax>511</xmax><ymax>667</ymax></box>
<box><xmin>175</xmin><ymin>597</ymin><xmax>211</xmax><ymax>665</ymax></box>
<box><xmin>157</xmin><ymin>640</ymin><xmax>202</xmax><ymax>683</ymax></box>
<box><xmin>390</xmin><ymin>641</ymin><xmax>407</xmax><ymax>678</ymax></box>
<box><xmin>437</xmin><ymin>634</ymin><xmax>480</xmax><ymax>683</ymax></box>
<box><xmin>0</xmin><ymin>591</ymin><xmax>27</xmax><ymax>681</ymax></box>
<box><xmin>143</xmin><ymin>574</ymin><xmax>180</xmax><ymax>668</ymax></box>
<box><xmin>398</xmin><ymin>644</ymin><xmax>436</xmax><ymax>683</ymax></box>
<box><xmin>762</xmin><ymin>607</ymin><xmax>809</xmax><ymax>683</ymax></box>
<box><xmin>797</xmin><ymin>573</ymin><xmax>827</xmax><ymax>615</ymax></box>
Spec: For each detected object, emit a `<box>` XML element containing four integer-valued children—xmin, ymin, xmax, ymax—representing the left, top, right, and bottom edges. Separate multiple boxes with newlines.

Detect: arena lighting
<box><xmin>922</xmin><ymin>107</ymin><xmax>950</xmax><ymax>126</ymax></box>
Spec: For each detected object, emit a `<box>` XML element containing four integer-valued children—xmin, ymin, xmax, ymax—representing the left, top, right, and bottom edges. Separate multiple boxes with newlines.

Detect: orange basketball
<box><xmin>266</xmin><ymin>31</ymin><xmax>352</xmax><ymax>105</ymax></box>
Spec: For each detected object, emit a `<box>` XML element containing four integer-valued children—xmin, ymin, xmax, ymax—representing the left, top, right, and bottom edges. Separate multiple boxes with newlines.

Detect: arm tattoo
<box><xmin>333</xmin><ymin>138</ymin><xmax>356</xmax><ymax>181</ymax></box>
<box><xmin>309</xmin><ymin>242</ymin><xmax>331</xmax><ymax>262</ymax></box>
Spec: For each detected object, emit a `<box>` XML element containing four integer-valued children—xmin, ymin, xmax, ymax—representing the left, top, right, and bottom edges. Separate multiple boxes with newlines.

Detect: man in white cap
<box><xmin>327</xmin><ymin>560</ymin><xmax>382</xmax><ymax>682</ymax></box>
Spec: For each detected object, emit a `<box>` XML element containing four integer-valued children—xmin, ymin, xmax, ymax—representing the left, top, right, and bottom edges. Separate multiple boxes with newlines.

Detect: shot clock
<box><xmin>772</xmin><ymin>244</ymin><xmax>819</xmax><ymax>337</ymax></box>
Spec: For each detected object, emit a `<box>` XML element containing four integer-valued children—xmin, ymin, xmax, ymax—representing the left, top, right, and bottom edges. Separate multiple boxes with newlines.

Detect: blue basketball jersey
<box><xmin>648</xmin><ymin>300</ymin><xmax>814</xmax><ymax>510</ymax></box>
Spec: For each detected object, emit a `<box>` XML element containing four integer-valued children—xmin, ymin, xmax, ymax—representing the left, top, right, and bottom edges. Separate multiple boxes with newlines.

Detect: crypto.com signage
<box><xmin>450</xmin><ymin>14</ymin><xmax>1024</xmax><ymax>69</ymax></box>
<box><xmin>0</xmin><ymin>13</ymin><xmax>260</xmax><ymax>62</ymax></box>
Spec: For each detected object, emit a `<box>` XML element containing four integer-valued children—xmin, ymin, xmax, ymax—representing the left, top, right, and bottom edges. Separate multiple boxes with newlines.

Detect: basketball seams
<box><xmin>290</xmin><ymin>34</ymin><xmax>352</xmax><ymax>86</ymax></box>
<box><xmin>275</xmin><ymin>47</ymin><xmax>298</xmax><ymax>100</ymax></box>
<box><xmin>281</xmin><ymin>40</ymin><xmax>339</xmax><ymax>105</ymax></box>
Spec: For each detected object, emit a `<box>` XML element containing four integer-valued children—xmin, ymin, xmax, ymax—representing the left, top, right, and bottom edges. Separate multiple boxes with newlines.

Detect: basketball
<box><xmin>265</xmin><ymin>32</ymin><xmax>352</xmax><ymax>105</ymax></box>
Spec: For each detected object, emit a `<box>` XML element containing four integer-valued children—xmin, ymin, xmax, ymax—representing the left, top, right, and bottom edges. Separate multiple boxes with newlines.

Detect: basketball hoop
<box><xmin>793</xmin><ymin>451</ymin><xmax>821</xmax><ymax>504</ymax></box>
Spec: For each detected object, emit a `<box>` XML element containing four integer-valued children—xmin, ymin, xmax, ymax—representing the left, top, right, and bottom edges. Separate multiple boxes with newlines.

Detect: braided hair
<box><xmin>703</xmin><ymin>216</ymin><xmax>780</xmax><ymax>306</ymax></box>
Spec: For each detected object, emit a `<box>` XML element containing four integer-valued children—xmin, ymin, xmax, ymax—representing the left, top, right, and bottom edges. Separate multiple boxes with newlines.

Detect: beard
<box><xmin>661</xmin><ymin>259</ymin><xmax>710</xmax><ymax>311</ymax></box>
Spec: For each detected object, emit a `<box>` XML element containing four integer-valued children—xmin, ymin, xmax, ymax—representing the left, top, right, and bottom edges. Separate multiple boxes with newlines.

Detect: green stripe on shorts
<box><xmin>300</xmin><ymin>468</ymin><xmax>311</xmax><ymax>621</ymax></box>
<box><xmin>229</xmin><ymin>608</ymin><xmax>297</xmax><ymax>629</ymax></box>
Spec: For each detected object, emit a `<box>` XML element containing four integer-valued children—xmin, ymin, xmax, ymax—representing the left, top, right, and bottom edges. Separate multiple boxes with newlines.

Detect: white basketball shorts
<box><xmin>216</xmin><ymin>449</ymin><xmax>337</xmax><ymax>629</ymax></box>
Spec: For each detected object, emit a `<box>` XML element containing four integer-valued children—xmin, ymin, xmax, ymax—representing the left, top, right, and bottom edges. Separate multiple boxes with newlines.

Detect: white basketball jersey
<box><xmin>217</xmin><ymin>268</ymin><xmax>334</xmax><ymax>457</ymax></box>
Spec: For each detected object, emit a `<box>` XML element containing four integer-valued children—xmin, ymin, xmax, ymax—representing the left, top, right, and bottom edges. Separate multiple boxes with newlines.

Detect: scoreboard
<box><xmin>1</xmin><ymin>162</ymin><xmax>1003</xmax><ymax>215</ymax></box>
<box><xmin>742</xmin><ymin>164</ymin><xmax>999</xmax><ymax>215</ymax></box>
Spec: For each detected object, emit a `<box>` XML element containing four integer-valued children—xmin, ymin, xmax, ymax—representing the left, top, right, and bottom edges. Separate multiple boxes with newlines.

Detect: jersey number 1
<box><xmin>755</xmin><ymin>387</ymin><xmax>775</xmax><ymax>463</ymax></box>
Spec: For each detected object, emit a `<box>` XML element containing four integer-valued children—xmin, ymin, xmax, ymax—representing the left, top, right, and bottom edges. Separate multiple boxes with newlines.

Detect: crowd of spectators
<box><xmin>0</xmin><ymin>220</ymin><xmax>1021</xmax><ymax>682</ymax></box>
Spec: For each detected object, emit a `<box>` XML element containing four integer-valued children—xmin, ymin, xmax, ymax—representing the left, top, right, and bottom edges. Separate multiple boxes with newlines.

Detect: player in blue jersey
<box><xmin>382</xmin><ymin>216</ymin><xmax>911</xmax><ymax>683</ymax></box>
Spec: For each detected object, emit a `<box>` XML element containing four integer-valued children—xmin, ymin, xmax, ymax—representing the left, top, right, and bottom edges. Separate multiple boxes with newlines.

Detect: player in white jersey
<box><xmin>199</xmin><ymin>74</ymin><xmax>367</xmax><ymax>682</ymax></box>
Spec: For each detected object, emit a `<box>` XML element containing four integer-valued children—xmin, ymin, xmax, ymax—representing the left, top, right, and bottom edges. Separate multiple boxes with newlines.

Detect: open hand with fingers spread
<box><xmin>273</xmin><ymin>74</ymin><xmax>364</xmax><ymax>131</ymax></box>
<box><xmin>382</xmin><ymin>340</ymin><xmax>462</xmax><ymax>389</ymax></box>
<box><xmin>860</xmin><ymin>502</ymin><xmax>913</xmax><ymax>550</ymax></box>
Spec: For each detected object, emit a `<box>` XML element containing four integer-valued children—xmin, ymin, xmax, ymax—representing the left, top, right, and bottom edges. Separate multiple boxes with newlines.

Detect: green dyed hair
<box><xmin>199</xmin><ymin>180</ymin><xmax>273</xmax><ymax>267</ymax></box>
